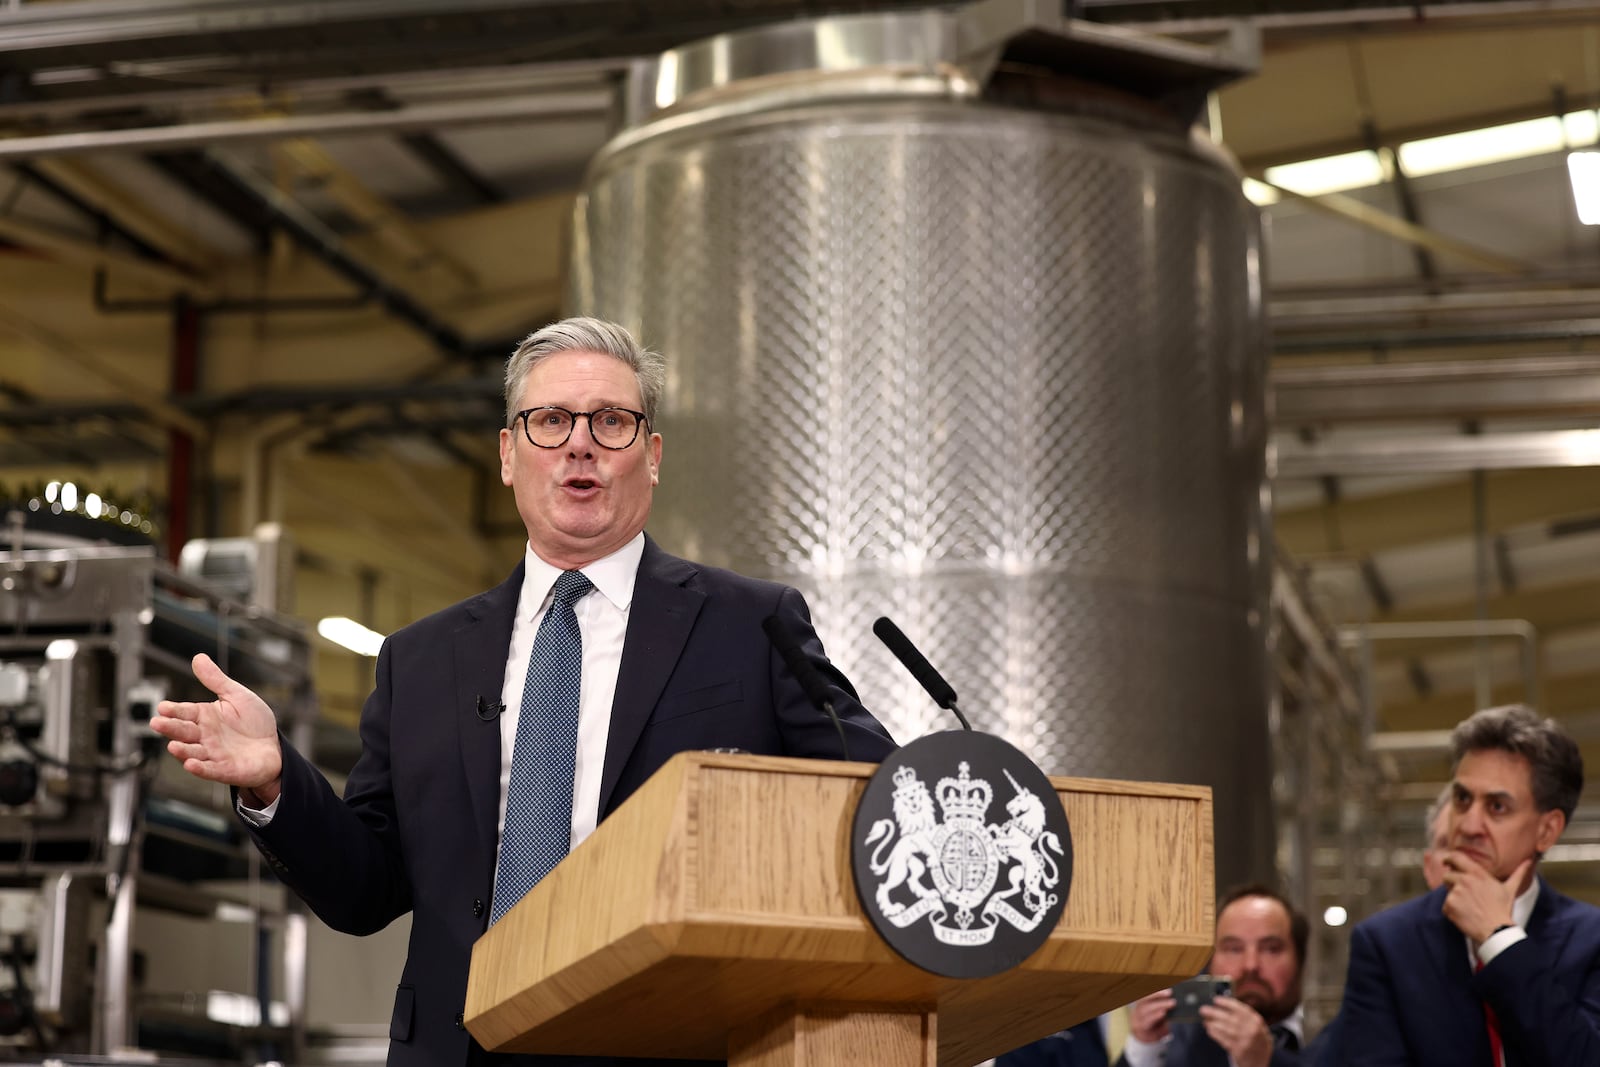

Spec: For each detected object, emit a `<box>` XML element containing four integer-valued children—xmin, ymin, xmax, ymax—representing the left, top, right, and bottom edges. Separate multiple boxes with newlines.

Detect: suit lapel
<box><xmin>1414</xmin><ymin>891</ymin><xmax>1493</xmax><ymax>1063</ymax></box>
<box><xmin>1527</xmin><ymin>877</ymin><xmax>1575</xmax><ymax>958</ymax></box>
<box><xmin>598</xmin><ymin>537</ymin><xmax>704</xmax><ymax>815</ymax></box>
<box><xmin>454</xmin><ymin>562</ymin><xmax>523</xmax><ymax>861</ymax></box>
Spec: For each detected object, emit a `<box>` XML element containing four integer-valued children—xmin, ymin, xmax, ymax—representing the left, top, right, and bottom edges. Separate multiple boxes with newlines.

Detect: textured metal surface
<box><xmin>571</xmin><ymin>95</ymin><xmax>1270</xmax><ymax>886</ymax></box>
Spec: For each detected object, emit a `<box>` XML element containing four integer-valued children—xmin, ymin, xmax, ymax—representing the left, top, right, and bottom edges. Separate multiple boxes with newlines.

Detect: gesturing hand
<box><xmin>1198</xmin><ymin>997</ymin><xmax>1274</xmax><ymax>1067</ymax></box>
<box><xmin>1440</xmin><ymin>851</ymin><xmax>1530</xmax><ymax>945</ymax></box>
<box><xmin>149</xmin><ymin>653</ymin><xmax>284</xmax><ymax>805</ymax></box>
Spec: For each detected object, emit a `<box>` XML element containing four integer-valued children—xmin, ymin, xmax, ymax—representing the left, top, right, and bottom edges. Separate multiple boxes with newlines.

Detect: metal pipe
<box><xmin>0</xmin><ymin>90</ymin><xmax>614</xmax><ymax>160</ymax></box>
<box><xmin>1276</xmin><ymin>428</ymin><xmax>1600</xmax><ymax>477</ymax></box>
<box><xmin>1273</xmin><ymin>289</ymin><xmax>1600</xmax><ymax>321</ymax></box>
<box><xmin>1275</xmin><ymin>354</ymin><xmax>1600</xmax><ymax>386</ymax></box>
<box><xmin>1339</xmin><ymin>618</ymin><xmax>1541</xmax><ymax>711</ymax></box>
<box><xmin>165</xmin><ymin>296</ymin><xmax>199</xmax><ymax>565</ymax></box>
<box><xmin>193</xmin><ymin>151</ymin><xmax>472</xmax><ymax>356</ymax></box>
<box><xmin>1275</xmin><ymin>317</ymin><xmax>1600</xmax><ymax>353</ymax></box>
<box><xmin>0</xmin><ymin>0</ymin><xmax>621</xmax><ymax>51</ymax></box>
<box><xmin>1273</xmin><ymin>354</ymin><xmax>1600</xmax><ymax>423</ymax></box>
<box><xmin>1472</xmin><ymin>471</ymin><xmax>1492</xmax><ymax>709</ymax></box>
<box><xmin>1120</xmin><ymin>0</ymin><xmax>1600</xmax><ymax>35</ymax></box>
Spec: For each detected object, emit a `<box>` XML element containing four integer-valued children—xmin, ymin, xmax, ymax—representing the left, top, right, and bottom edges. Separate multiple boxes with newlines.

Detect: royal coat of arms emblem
<box><xmin>852</xmin><ymin>731</ymin><xmax>1073</xmax><ymax>977</ymax></box>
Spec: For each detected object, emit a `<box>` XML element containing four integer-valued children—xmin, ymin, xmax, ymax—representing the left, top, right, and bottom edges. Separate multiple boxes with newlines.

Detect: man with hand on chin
<box><xmin>1337</xmin><ymin>704</ymin><xmax>1600</xmax><ymax>1066</ymax></box>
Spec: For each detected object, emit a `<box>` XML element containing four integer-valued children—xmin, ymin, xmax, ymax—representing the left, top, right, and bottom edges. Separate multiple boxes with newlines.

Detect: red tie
<box><xmin>1475</xmin><ymin>958</ymin><xmax>1505</xmax><ymax>1067</ymax></box>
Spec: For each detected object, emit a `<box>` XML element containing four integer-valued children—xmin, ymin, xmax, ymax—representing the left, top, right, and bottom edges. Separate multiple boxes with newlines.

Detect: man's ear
<box><xmin>1535</xmin><ymin>807</ymin><xmax>1566</xmax><ymax>853</ymax></box>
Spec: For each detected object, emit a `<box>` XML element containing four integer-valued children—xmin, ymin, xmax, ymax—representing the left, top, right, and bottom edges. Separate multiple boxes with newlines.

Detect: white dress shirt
<box><xmin>242</xmin><ymin>534</ymin><xmax>644</xmax><ymax>899</ymax></box>
<box><xmin>1469</xmin><ymin>874</ymin><xmax>1538</xmax><ymax>967</ymax></box>
<box><xmin>492</xmin><ymin>535</ymin><xmax>640</xmax><ymax>862</ymax></box>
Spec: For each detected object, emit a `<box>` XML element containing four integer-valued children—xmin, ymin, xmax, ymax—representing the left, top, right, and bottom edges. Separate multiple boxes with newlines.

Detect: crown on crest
<box><xmin>936</xmin><ymin>761</ymin><xmax>992</xmax><ymax>821</ymax></box>
<box><xmin>891</xmin><ymin>763</ymin><xmax>921</xmax><ymax>793</ymax></box>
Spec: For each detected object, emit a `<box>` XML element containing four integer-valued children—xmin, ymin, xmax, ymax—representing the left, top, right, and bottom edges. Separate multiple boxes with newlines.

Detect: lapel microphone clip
<box><xmin>476</xmin><ymin>695</ymin><xmax>505</xmax><ymax>721</ymax></box>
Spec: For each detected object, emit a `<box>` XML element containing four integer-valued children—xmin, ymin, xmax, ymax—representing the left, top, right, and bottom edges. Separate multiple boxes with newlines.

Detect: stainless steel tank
<box><xmin>569</xmin><ymin>8</ymin><xmax>1271</xmax><ymax>888</ymax></box>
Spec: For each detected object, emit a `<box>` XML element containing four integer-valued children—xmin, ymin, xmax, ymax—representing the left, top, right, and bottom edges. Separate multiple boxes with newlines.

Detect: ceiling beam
<box><xmin>1374</xmin><ymin>669</ymin><xmax>1600</xmax><ymax>732</ymax></box>
<box><xmin>1274</xmin><ymin>354</ymin><xmax>1600</xmax><ymax>423</ymax></box>
<box><xmin>0</xmin><ymin>212</ymin><xmax>216</xmax><ymax>298</ymax></box>
<box><xmin>1236</xmin><ymin>94</ymin><xmax>1596</xmax><ymax>173</ymax></box>
<box><xmin>269</xmin><ymin>138</ymin><xmax>479</xmax><ymax>292</ymax></box>
<box><xmin>344</xmin><ymin>88</ymin><xmax>505</xmax><ymax>206</ymax></box>
<box><xmin>1276</xmin><ymin>468</ymin><xmax>1600</xmax><ymax>555</ymax></box>
<box><xmin>22</xmin><ymin>157</ymin><xmax>222</xmax><ymax>271</ymax></box>
<box><xmin>0</xmin><ymin>302</ymin><xmax>209</xmax><ymax>440</ymax></box>
<box><xmin>1258</xmin><ymin>180</ymin><xmax>1535</xmax><ymax>277</ymax></box>
<box><xmin>0</xmin><ymin>91</ymin><xmax>614</xmax><ymax>161</ymax></box>
<box><xmin>1365</xmin><ymin>577</ymin><xmax>1600</xmax><ymax>635</ymax></box>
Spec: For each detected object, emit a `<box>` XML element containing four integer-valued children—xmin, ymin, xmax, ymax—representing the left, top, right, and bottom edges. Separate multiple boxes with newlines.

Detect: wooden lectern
<box><xmin>466</xmin><ymin>751</ymin><xmax>1212</xmax><ymax>1066</ymax></box>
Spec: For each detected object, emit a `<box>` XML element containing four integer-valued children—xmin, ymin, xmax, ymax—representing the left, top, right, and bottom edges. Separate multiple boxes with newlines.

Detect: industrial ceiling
<box><xmin>0</xmin><ymin>0</ymin><xmax>1597</xmax><ymax>904</ymax></box>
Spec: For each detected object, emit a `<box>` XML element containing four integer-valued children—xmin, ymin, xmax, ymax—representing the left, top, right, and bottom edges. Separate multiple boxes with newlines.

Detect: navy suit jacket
<box><xmin>1110</xmin><ymin>1020</ymin><xmax>1304</xmax><ymax>1067</ymax></box>
<box><xmin>1338</xmin><ymin>880</ymin><xmax>1600</xmax><ymax>1066</ymax></box>
<box><xmin>244</xmin><ymin>537</ymin><xmax>896</xmax><ymax>1067</ymax></box>
<box><xmin>997</xmin><ymin>1019</ymin><xmax>1108</xmax><ymax>1067</ymax></box>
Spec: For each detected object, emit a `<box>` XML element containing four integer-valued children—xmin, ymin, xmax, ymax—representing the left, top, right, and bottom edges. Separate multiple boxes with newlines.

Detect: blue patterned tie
<box><xmin>490</xmin><ymin>569</ymin><xmax>593</xmax><ymax>925</ymax></box>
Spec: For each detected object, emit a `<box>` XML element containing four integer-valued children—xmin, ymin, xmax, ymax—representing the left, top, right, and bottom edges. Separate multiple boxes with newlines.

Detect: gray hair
<box><xmin>1424</xmin><ymin>784</ymin><xmax>1451</xmax><ymax>849</ymax></box>
<box><xmin>1451</xmin><ymin>704</ymin><xmax>1583</xmax><ymax>822</ymax></box>
<box><xmin>504</xmin><ymin>316</ymin><xmax>667</xmax><ymax>426</ymax></box>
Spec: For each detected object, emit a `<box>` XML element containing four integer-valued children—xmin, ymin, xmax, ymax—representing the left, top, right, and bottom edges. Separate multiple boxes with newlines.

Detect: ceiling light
<box><xmin>317</xmin><ymin>617</ymin><xmax>386</xmax><ymax>657</ymax></box>
<box><xmin>1252</xmin><ymin>107</ymin><xmax>1600</xmax><ymax>207</ymax></box>
<box><xmin>1323</xmin><ymin>905</ymin><xmax>1349</xmax><ymax>927</ymax></box>
<box><xmin>1242</xmin><ymin>178</ymin><xmax>1279</xmax><ymax>206</ymax></box>
<box><xmin>1264</xmin><ymin>149</ymin><xmax>1386</xmax><ymax>197</ymax></box>
<box><xmin>1399</xmin><ymin>115</ymin><xmax>1567</xmax><ymax>177</ymax></box>
<box><xmin>1569</xmin><ymin>151</ymin><xmax>1600</xmax><ymax>225</ymax></box>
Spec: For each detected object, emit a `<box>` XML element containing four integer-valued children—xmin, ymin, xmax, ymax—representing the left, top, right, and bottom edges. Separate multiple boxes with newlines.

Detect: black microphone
<box><xmin>762</xmin><ymin>614</ymin><xmax>851</xmax><ymax>761</ymax></box>
<box><xmin>476</xmin><ymin>695</ymin><xmax>505</xmax><ymax>721</ymax></box>
<box><xmin>872</xmin><ymin>616</ymin><xmax>971</xmax><ymax>730</ymax></box>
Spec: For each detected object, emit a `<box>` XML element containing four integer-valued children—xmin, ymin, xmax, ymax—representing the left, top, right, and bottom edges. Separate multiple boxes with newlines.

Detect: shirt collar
<box><xmin>521</xmin><ymin>533</ymin><xmax>644</xmax><ymax>615</ymax></box>
<box><xmin>1512</xmin><ymin>871</ymin><xmax>1540</xmax><ymax>928</ymax></box>
<box><xmin>1279</xmin><ymin>1003</ymin><xmax>1304</xmax><ymax>1045</ymax></box>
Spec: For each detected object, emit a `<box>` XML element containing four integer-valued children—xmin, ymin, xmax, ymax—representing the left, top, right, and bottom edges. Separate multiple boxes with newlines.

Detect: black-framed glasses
<box><xmin>512</xmin><ymin>406</ymin><xmax>650</xmax><ymax>450</ymax></box>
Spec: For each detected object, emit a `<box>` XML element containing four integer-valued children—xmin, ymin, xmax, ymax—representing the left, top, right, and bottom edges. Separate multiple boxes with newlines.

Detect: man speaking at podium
<box><xmin>151</xmin><ymin>317</ymin><xmax>896</xmax><ymax>1066</ymax></box>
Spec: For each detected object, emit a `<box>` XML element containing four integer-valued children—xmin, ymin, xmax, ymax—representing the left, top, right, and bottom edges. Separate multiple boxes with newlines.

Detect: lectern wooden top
<box><xmin>467</xmin><ymin>751</ymin><xmax>1212</xmax><ymax>1065</ymax></box>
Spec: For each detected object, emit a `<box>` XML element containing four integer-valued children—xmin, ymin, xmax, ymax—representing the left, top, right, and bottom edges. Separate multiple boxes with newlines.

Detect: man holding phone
<box><xmin>1119</xmin><ymin>884</ymin><xmax>1309</xmax><ymax>1067</ymax></box>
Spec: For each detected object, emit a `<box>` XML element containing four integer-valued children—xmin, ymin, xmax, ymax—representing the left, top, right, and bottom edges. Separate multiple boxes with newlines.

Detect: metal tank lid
<box><xmin>622</xmin><ymin>0</ymin><xmax>1259</xmax><ymax>132</ymax></box>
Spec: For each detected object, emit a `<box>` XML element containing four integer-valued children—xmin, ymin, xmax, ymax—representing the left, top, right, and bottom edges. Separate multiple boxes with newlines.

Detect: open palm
<box><xmin>150</xmin><ymin>652</ymin><xmax>283</xmax><ymax>795</ymax></box>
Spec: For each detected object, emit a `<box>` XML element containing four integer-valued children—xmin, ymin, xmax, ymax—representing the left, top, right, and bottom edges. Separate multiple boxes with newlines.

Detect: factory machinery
<box><xmin>0</xmin><ymin>513</ymin><xmax>318</xmax><ymax>1065</ymax></box>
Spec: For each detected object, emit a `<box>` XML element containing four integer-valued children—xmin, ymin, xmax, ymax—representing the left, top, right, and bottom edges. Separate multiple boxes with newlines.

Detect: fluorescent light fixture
<box><xmin>1399</xmin><ymin>115</ymin><xmax>1565</xmax><ymax>177</ymax></box>
<box><xmin>1242</xmin><ymin>177</ymin><xmax>1280</xmax><ymax>206</ymax></box>
<box><xmin>1251</xmin><ymin>107</ymin><xmax>1600</xmax><ymax>209</ymax></box>
<box><xmin>205</xmin><ymin>989</ymin><xmax>290</xmax><ymax>1028</ymax></box>
<box><xmin>1264</xmin><ymin>149</ymin><xmax>1385</xmax><ymax>197</ymax></box>
<box><xmin>213</xmin><ymin>901</ymin><xmax>255</xmax><ymax>923</ymax></box>
<box><xmin>1570</xmin><ymin>151</ymin><xmax>1600</xmax><ymax>225</ymax></box>
<box><xmin>317</xmin><ymin>616</ymin><xmax>386</xmax><ymax>657</ymax></box>
<box><xmin>1564</xmin><ymin>110</ymin><xmax>1600</xmax><ymax>145</ymax></box>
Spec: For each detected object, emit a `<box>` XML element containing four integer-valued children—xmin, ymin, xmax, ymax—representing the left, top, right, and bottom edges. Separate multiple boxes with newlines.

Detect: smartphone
<box><xmin>1167</xmin><ymin>975</ymin><xmax>1232</xmax><ymax>1024</ymax></box>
